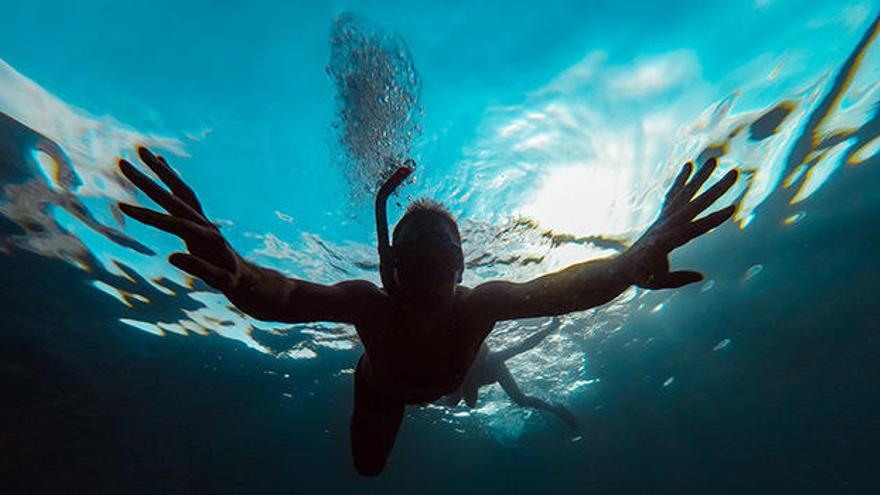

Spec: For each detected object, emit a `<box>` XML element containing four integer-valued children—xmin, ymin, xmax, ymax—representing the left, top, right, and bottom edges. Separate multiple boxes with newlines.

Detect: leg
<box><xmin>495</xmin><ymin>363</ymin><xmax>578</xmax><ymax>429</ymax></box>
<box><xmin>350</xmin><ymin>358</ymin><xmax>405</xmax><ymax>477</ymax></box>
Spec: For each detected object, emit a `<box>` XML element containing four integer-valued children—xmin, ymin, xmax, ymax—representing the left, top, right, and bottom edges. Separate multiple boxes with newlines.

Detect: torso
<box><xmin>354</xmin><ymin>286</ymin><xmax>496</xmax><ymax>404</ymax></box>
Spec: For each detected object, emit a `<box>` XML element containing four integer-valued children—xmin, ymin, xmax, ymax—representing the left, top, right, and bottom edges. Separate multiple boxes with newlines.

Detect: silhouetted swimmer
<box><xmin>437</xmin><ymin>317</ymin><xmax>577</xmax><ymax>429</ymax></box>
<box><xmin>118</xmin><ymin>146</ymin><xmax>738</xmax><ymax>476</ymax></box>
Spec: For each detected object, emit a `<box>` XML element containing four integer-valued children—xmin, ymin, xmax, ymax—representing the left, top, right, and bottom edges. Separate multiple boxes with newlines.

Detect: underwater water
<box><xmin>2</xmin><ymin>0</ymin><xmax>880</xmax><ymax>492</ymax></box>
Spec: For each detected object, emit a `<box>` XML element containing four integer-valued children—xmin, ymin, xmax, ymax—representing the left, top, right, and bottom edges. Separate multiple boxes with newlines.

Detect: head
<box><xmin>391</xmin><ymin>199</ymin><xmax>464</xmax><ymax>301</ymax></box>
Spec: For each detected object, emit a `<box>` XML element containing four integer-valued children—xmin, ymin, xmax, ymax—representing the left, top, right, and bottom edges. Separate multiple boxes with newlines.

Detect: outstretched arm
<box><xmin>467</xmin><ymin>158</ymin><xmax>737</xmax><ymax>322</ymax></box>
<box><xmin>118</xmin><ymin>147</ymin><xmax>379</xmax><ymax>324</ymax></box>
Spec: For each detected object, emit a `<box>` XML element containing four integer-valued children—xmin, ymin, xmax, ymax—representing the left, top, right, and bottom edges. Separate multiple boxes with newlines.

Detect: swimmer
<box><xmin>118</xmin><ymin>146</ymin><xmax>737</xmax><ymax>476</ymax></box>
<box><xmin>437</xmin><ymin>317</ymin><xmax>577</xmax><ymax>429</ymax></box>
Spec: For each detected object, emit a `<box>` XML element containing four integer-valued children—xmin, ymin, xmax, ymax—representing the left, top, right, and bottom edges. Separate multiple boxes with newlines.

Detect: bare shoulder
<box><xmin>335</xmin><ymin>278</ymin><xmax>383</xmax><ymax>293</ymax></box>
<box><xmin>453</xmin><ymin>283</ymin><xmax>504</xmax><ymax>331</ymax></box>
<box><xmin>455</xmin><ymin>282</ymin><xmax>504</xmax><ymax>308</ymax></box>
<box><xmin>294</xmin><ymin>278</ymin><xmax>388</xmax><ymax>325</ymax></box>
<box><xmin>461</xmin><ymin>279</ymin><xmax>520</xmax><ymax>305</ymax></box>
<box><xmin>454</xmin><ymin>284</ymin><xmax>473</xmax><ymax>297</ymax></box>
<box><xmin>457</xmin><ymin>278</ymin><xmax>541</xmax><ymax>323</ymax></box>
<box><xmin>332</xmin><ymin>279</ymin><xmax>387</xmax><ymax>304</ymax></box>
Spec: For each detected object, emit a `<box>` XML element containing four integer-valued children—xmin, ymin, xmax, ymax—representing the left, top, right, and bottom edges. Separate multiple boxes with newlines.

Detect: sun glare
<box><xmin>519</xmin><ymin>164</ymin><xmax>638</xmax><ymax>238</ymax></box>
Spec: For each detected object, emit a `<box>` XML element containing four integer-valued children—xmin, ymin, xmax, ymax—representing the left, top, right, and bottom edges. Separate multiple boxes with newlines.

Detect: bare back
<box><xmin>353</xmin><ymin>285</ymin><xmax>495</xmax><ymax>404</ymax></box>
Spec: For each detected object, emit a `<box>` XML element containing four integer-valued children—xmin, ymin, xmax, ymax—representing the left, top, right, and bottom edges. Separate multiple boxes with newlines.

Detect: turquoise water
<box><xmin>2</xmin><ymin>0</ymin><xmax>879</xmax><ymax>491</ymax></box>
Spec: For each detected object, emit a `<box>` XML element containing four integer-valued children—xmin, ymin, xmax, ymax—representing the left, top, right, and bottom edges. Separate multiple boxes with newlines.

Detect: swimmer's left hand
<box><xmin>623</xmin><ymin>158</ymin><xmax>738</xmax><ymax>289</ymax></box>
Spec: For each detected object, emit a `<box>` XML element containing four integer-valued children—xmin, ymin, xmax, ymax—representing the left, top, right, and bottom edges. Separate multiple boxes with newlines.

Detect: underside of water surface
<box><xmin>1</xmin><ymin>0</ymin><xmax>879</xmax><ymax>492</ymax></box>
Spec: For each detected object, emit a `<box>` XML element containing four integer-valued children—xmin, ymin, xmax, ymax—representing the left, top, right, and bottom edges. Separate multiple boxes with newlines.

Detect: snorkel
<box><xmin>375</xmin><ymin>159</ymin><xmax>415</xmax><ymax>298</ymax></box>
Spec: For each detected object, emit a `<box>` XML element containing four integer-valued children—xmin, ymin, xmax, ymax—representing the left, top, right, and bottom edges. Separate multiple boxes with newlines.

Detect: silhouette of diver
<box><xmin>436</xmin><ymin>317</ymin><xmax>577</xmax><ymax>429</ymax></box>
<box><xmin>118</xmin><ymin>146</ymin><xmax>737</xmax><ymax>476</ymax></box>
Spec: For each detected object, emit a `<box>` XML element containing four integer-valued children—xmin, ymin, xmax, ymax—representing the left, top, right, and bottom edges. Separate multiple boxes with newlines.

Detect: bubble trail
<box><xmin>327</xmin><ymin>13</ymin><xmax>423</xmax><ymax>200</ymax></box>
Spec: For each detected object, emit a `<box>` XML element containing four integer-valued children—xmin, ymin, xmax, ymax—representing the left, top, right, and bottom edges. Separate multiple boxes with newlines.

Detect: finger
<box><xmin>169</xmin><ymin>253</ymin><xmax>234</xmax><ymax>291</ymax></box>
<box><xmin>663</xmin><ymin>161</ymin><xmax>693</xmax><ymax>209</ymax></box>
<box><xmin>119</xmin><ymin>159</ymin><xmax>206</xmax><ymax>224</ymax></box>
<box><xmin>137</xmin><ymin>146</ymin><xmax>204</xmax><ymax>215</ymax></box>
<box><xmin>685</xmin><ymin>169</ymin><xmax>738</xmax><ymax>219</ymax></box>
<box><xmin>682</xmin><ymin>205</ymin><xmax>736</xmax><ymax>243</ymax></box>
<box><xmin>119</xmin><ymin>202</ymin><xmax>212</xmax><ymax>241</ymax></box>
<box><xmin>645</xmin><ymin>270</ymin><xmax>703</xmax><ymax>289</ymax></box>
<box><xmin>680</xmin><ymin>157</ymin><xmax>718</xmax><ymax>203</ymax></box>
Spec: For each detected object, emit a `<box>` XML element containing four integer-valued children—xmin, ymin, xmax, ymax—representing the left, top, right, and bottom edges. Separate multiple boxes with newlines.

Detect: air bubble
<box><xmin>328</xmin><ymin>14</ymin><xmax>423</xmax><ymax>201</ymax></box>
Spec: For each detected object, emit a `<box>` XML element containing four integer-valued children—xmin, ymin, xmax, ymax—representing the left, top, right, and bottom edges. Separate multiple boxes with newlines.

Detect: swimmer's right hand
<box><xmin>117</xmin><ymin>146</ymin><xmax>249</xmax><ymax>293</ymax></box>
